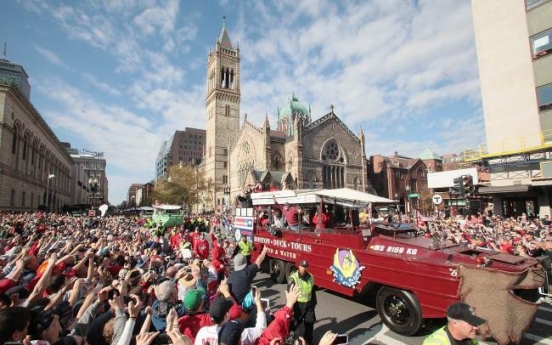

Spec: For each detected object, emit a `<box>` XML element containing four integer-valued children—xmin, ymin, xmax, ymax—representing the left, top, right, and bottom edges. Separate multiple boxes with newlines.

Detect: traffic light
<box><xmin>463</xmin><ymin>175</ymin><xmax>474</xmax><ymax>197</ymax></box>
<box><xmin>451</xmin><ymin>176</ymin><xmax>464</xmax><ymax>198</ymax></box>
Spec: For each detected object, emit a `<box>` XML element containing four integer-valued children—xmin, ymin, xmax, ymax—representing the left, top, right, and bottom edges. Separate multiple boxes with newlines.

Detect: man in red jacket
<box><xmin>193</xmin><ymin>233</ymin><xmax>209</xmax><ymax>260</ymax></box>
<box><xmin>255</xmin><ymin>284</ymin><xmax>300</xmax><ymax>345</ymax></box>
<box><xmin>210</xmin><ymin>231</ymin><xmax>228</xmax><ymax>283</ymax></box>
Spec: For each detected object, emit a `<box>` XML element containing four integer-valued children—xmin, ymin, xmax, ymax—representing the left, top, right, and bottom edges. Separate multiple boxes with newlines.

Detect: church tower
<box><xmin>205</xmin><ymin>18</ymin><xmax>240</xmax><ymax>211</ymax></box>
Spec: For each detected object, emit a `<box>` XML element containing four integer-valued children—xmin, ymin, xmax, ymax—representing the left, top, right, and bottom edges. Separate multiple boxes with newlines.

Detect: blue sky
<box><xmin>1</xmin><ymin>0</ymin><xmax>485</xmax><ymax>204</ymax></box>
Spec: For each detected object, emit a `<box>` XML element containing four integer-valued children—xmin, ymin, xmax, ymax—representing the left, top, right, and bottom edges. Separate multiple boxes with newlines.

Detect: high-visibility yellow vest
<box><xmin>289</xmin><ymin>271</ymin><xmax>314</xmax><ymax>303</ymax></box>
<box><xmin>423</xmin><ymin>326</ymin><xmax>479</xmax><ymax>345</ymax></box>
<box><xmin>239</xmin><ymin>240</ymin><xmax>253</xmax><ymax>256</ymax></box>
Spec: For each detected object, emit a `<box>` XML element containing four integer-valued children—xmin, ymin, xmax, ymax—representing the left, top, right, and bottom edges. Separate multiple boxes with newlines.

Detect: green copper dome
<box><xmin>278</xmin><ymin>95</ymin><xmax>311</xmax><ymax>121</ymax></box>
<box><xmin>277</xmin><ymin>94</ymin><xmax>312</xmax><ymax>137</ymax></box>
<box><xmin>419</xmin><ymin>147</ymin><xmax>441</xmax><ymax>160</ymax></box>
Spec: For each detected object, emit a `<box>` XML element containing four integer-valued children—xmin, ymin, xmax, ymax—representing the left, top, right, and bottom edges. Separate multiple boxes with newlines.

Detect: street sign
<box><xmin>432</xmin><ymin>194</ymin><xmax>443</xmax><ymax>205</ymax></box>
<box><xmin>408</xmin><ymin>193</ymin><xmax>420</xmax><ymax>199</ymax></box>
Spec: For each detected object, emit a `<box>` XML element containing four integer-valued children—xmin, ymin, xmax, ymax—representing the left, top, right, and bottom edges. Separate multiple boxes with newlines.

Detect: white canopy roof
<box><xmin>153</xmin><ymin>204</ymin><xmax>182</xmax><ymax>210</ymax></box>
<box><xmin>314</xmin><ymin>188</ymin><xmax>396</xmax><ymax>205</ymax></box>
<box><xmin>251</xmin><ymin>188</ymin><xmax>395</xmax><ymax>207</ymax></box>
<box><xmin>251</xmin><ymin>190</ymin><xmax>320</xmax><ymax>206</ymax></box>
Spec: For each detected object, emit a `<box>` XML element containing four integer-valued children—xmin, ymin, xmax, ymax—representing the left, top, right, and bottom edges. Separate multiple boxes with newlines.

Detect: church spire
<box><xmin>217</xmin><ymin>16</ymin><xmax>234</xmax><ymax>51</ymax></box>
<box><xmin>263</xmin><ymin>113</ymin><xmax>270</xmax><ymax>129</ymax></box>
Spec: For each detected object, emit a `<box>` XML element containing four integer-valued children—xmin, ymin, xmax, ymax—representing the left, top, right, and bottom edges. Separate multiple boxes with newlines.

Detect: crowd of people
<box><xmin>0</xmin><ymin>211</ymin><xmax>342</xmax><ymax>345</ymax></box>
<box><xmin>412</xmin><ymin>212</ymin><xmax>552</xmax><ymax>259</ymax></box>
<box><xmin>0</xmin><ymin>206</ymin><xmax>550</xmax><ymax>345</ymax></box>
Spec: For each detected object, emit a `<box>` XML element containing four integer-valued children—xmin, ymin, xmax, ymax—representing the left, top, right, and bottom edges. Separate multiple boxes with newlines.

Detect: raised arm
<box><xmin>255</xmin><ymin>245</ymin><xmax>269</xmax><ymax>267</ymax></box>
<box><xmin>26</xmin><ymin>252</ymin><xmax>57</xmax><ymax>305</ymax></box>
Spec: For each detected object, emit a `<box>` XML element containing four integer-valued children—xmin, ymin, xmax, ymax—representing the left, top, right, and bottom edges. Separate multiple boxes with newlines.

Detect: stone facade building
<box><xmin>0</xmin><ymin>81</ymin><xmax>73</xmax><ymax>211</ymax></box>
<box><xmin>204</xmin><ymin>23</ymin><xmax>371</xmax><ymax>211</ymax></box>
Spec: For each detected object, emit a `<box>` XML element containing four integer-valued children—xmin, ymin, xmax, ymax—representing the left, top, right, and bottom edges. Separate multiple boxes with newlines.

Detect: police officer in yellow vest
<box><xmin>288</xmin><ymin>260</ymin><xmax>317</xmax><ymax>345</ymax></box>
<box><xmin>233</xmin><ymin>234</ymin><xmax>254</xmax><ymax>265</ymax></box>
<box><xmin>423</xmin><ymin>302</ymin><xmax>486</xmax><ymax>345</ymax></box>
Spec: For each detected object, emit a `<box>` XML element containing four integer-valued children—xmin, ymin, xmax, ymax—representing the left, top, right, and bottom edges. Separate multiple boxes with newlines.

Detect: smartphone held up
<box><xmin>332</xmin><ymin>334</ymin><xmax>348</xmax><ymax>345</ymax></box>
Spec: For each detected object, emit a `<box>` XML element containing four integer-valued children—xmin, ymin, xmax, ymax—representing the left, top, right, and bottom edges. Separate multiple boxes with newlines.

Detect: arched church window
<box><xmin>242</xmin><ymin>141</ymin><xmax>250</xmax><ymax>155</ymax></box>
<box><xmin>322</xmin><ymin>140</ymin><xmax>340</xmax><ymax>162</ymax></box>
<box><xmin>321</xmin><ymin>140</ymin><xmax>345</xmax><ymax>189</ymax></box>
<box><xmin>272</xmin><ymin>153</ymin><xmax>283</xmax><ymax>170</ymax></box>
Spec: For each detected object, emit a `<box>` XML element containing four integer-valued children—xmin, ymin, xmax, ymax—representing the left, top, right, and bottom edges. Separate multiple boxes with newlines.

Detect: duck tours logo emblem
<box><xmin>330</xmin><ymin>249</ymin><xmax>365</xmax><ymax>288</ymax></box>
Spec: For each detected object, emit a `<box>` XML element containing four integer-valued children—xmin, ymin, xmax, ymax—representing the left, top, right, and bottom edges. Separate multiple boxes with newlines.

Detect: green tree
<box><xmin>152</xmin><ymin>164</ymin><xmax>209</xmax><ymax>210</ymax></box>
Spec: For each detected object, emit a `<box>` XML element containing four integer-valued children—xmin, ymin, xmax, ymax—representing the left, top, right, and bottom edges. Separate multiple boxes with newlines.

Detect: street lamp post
<box><xmin>89</xmin><ymin>177</ymin><xmax>99</xmax><ymax>208</ymax></box>
<box><xmin>405</xmin><ymin>184</ymin><xmax>411</xmax><ymax>217</ymax></box>
<box><xmin>223</xmin><ymin>186</ymin><xmax>230</xmax><ymax>214</ymax></box>
<box><xmin>46</xmin><ymin>173</ymin><xmax>55</xmax><ymax>212</ymax></box>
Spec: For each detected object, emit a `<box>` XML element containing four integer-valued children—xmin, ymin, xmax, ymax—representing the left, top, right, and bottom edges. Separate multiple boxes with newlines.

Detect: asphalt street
<box><xmin>251</xmin><ymin>271</ymin><xmax>552</xmax><ymax>345</ymax></box>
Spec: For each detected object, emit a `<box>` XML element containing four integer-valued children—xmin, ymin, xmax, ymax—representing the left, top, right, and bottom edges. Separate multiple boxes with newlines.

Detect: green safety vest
<box><xmin>289</xmin><ymin>271</ymin><xmax>314</xmax><ymax>303</ymax></box>
<box><xmin>239</xmin><ymin>240</ymin><xmax>253</xmax><ymax>256</ymax></box>
<box><xmin>423</xmin><ymin>326</ymin><xmax>479</xmax><ymax>345</ymax></box>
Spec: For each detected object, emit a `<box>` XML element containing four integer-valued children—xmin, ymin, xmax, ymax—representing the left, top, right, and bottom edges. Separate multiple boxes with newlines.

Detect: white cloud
<box><xmin>34</xmin><ymin>78</ymin><xmax>162</xmax><ymax>203</ymax></box>
<box><xmin>82</xmin><ymin>73</ymin><xmax>122</xmax><ymax>96</ymax></box>
<box><xmin>133</xmin><ymin>0</ymin><xmax>179</xmax><ymax>36</ymax></box>
<box><xmin>15</xmin><ymin>0</ymin><xmax>485</xmax><ymax>202</ymax></box>
<box><xmin>34</xmin><ymin>45</ymin><xmax>66</xmax><ymax>67</ymax></box>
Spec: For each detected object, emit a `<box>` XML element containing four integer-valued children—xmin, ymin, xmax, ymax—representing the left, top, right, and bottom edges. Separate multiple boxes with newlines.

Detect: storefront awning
<box><xmin>478</xmin><ymin>185</ymin><xmax>530</xmax><ymax>194</ymax></box>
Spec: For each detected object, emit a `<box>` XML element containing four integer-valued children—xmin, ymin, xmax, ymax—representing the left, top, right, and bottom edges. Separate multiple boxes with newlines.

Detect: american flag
<box><xmin>234</xmin><ymin>216</ymin><xmax>254</xmax><ymax>230</ymax></box>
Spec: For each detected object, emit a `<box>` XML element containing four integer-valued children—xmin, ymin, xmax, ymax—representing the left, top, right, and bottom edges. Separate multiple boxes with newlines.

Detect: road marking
<box><xmin>524</xmin><ymin>333</ymin><xmax>552</xmax><ymax>345</ymax></box>
<box><xmin>540</xmin><ymin>306</ymin><xmax>552</xmax><ymax>313</ymax></box>
<box><xmin>535</xmin><ymin>317</ymin><xmax>552</xmax><ymax>327</ymax></box>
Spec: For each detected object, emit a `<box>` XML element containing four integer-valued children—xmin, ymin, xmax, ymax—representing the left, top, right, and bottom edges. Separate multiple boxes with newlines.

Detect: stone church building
<box><xmin>204</xmin><ymin>22</ymin><xmax>371</xmax><ymax>211</ymax></box>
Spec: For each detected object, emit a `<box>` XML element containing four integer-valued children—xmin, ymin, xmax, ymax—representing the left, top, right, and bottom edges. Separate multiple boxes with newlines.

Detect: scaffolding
<box><xmin>464</xmin><ymin>129</ymin><xmax>552</xmax><ymax>161</ymax></box>
<box><xmin>463</xmin><ymin>129</ymin><xmax>552</xmax><ymax>182</ymax></box>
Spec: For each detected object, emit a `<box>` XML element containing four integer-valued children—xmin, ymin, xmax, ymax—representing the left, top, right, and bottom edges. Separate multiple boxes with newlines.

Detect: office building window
<box><xmin>21</xmin><ymin>192</ymin><xmax>26</xmax><ymax>207</ymax></box>
<box><xmin>10</xmin><ymin>190</ymin><xmax>15</xmax><ymax>206</ymax></box>
<box><xmin>531</xmin><ymin>28</ymin><xmax>552</xmax><ymax>59</ymax></box>
<box><xmin>537</xmin><ymin>83</ymin><xmax>552</xmax><ymax>111</ymax></box>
